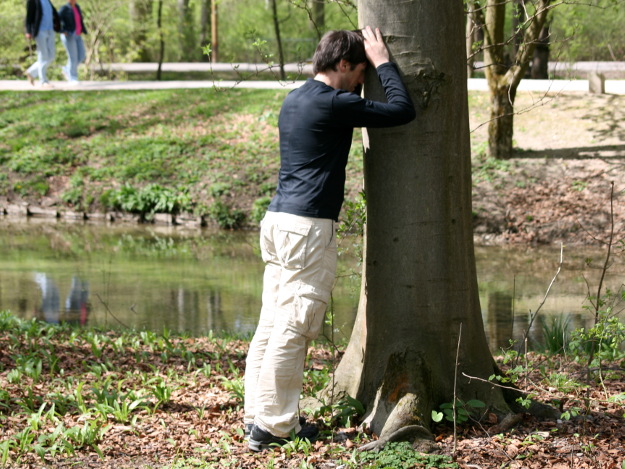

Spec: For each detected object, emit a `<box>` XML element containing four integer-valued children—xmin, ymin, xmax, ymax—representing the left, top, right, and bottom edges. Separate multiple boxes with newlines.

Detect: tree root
<box><xmin>358</xmin><ymin>424</ymin><xmax>439</xmax><ymax>453</ymax></box>
<box><xmin>487</xmin><ymin>413</ymin><xmax>524</xmax><ymax>434</ymax></box>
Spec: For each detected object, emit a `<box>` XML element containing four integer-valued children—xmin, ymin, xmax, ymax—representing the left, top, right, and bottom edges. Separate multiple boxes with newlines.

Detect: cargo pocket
<box><xmin>291</xmin><ymin>289</ymin><xmax>328</xmax><ymax>340</ymax></box>
<box><xmin>276</xmin><ymin>222</ymin><xmax>311</xmax><ymax>270</ymax></box>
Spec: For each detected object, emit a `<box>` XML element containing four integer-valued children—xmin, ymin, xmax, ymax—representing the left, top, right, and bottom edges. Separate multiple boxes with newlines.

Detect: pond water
<box><xmin>1</xmin><ymin>220</ymin><xmax>623</xmax><ymax>352</ymax></box>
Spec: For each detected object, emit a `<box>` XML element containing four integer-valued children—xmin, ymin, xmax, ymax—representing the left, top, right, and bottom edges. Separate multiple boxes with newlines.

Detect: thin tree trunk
<box><xmin>177</xmin><ymin>0</ymin><xmax>195</xmax><ymax>61</ymax></box>
<box><xmin>311</xmin><ymin>0</ymin><xmax>325</xmax><ymax>39</ymax></box>
<box><xmin>199</xmin><ymin>0</ymin><xmax>211</xmax><ymax>62</ymax></box>
<box><xmin>271</xmin><ymin>0</ymin><xmax>286</xmax><ymax>80</ymax></box>
<box><xmin>483</xmin><ymin>0</ymin><xmax>551</xmax><ymax>159</ymax></box>
<box><xmin>211</xmin><ymin>1</ymin><xmax>219</xmax><ymax>63</ymax></box>
<box><xmin>466</xmin><ymin>1</ymin><xmax>477</xmax><ymax>77</ymax></box>
<box><xmin>156</xmin><ymin>0</ymin><xmax>165</xmax><ymax>80</ymax></box>
<box><xmin>270</xmin><ymin>0</ymin><xmax>286</xmax><ymax>80</ymax></box>
<box><xmin>531</xmin><ymin>21</ymin><xmax>550</xmax><ymax>79</ymax></box>
<box><xmin>130</xmin><ymin>0</ymin><xmax>152</xmax><ymax>62</ymax></box>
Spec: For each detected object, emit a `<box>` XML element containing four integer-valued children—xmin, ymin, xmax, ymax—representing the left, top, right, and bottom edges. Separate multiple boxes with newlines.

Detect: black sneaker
<box><xmin>244</xmin><ymin>416</ymin><xmax>306</xmax><ymax>440</ymax></box>
<box><xmin>248</xmin><ymin>423</ymin><xmax>319</xmax><ymax>452</ymax></box>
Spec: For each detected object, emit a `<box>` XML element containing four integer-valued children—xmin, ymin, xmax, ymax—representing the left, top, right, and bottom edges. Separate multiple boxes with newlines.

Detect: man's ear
<box><xmin>338</xmin><ymin>59</ymin><xmax>350</xmax><ymax>72</ymax></box>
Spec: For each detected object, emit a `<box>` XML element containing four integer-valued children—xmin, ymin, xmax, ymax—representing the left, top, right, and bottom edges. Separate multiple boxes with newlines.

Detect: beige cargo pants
<box><xmin>244</xmin><ymin>211</ymin><xmax>337</xmax><ymax>437</ymax></box>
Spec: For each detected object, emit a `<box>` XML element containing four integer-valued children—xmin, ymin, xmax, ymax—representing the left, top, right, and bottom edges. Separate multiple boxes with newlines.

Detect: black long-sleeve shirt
<box><xmin>268</xmin><ymin>62</ymin><xmax>416</xmax><ymax>221</ymax></box>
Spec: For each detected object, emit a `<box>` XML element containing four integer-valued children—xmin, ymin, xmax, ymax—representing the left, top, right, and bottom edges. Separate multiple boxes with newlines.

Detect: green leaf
<box><xmin>467</xmin><ymin>399</ymin><xmax>486</xmax><ymax>408</ymax></box>
<box><xmin>431</xmin><ymin>411</ymin><xmax>444</xmax><ymax>423</ymax></box>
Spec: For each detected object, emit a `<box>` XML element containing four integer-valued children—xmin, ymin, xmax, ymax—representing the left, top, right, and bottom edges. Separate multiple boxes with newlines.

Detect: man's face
<box><xmin>341</xmin><ymin>62</ymin><xmax>367</xmax><ymax>93</ymax></box>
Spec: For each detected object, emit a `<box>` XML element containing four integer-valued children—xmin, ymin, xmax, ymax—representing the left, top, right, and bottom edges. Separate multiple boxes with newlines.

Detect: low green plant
<box><xmin>431</xmin><ymin>399</ymin><xmax>486</xmax><ymax>424</ymax></box>
<box><xmin>314</xmin><ymin>395</ymin><xmax>365</xmax><ymax>428</ymax></box>
<box><xmin>569</xmin><ymin>313</ymin><xmax>625</xmax><ymax>365</ymax></box>
<box><xmin>65</xmin><ymin>420</ymin><xmax>108</xmax><ymax>456</ymax></box>
<box><xmin>221</xmin><ymin>375</ymin><xmax>244</xmax><ymax>407</ymax></box>
<box><xmin>208</xmin><ymin>200</ymin><xmax>245</xmax><ymax>229</ymax></box>
<box><xmin>542</xmin><ymin>314</ymin><xmax>571</xmax><ymax>354</ymax></box>
<box><xmin>102</xmin><ymin>183</ymin><xmax>193</xmax><ymax>217</ymax></box>
<box><xmin>250</xmin><ymin>196</ymin><xmax>271</xmax><ymax>224</ymax></box>
<box><xmin>356</xmin><ymin>441</ymin><xmax>458</xmax><ymax>468</ymax></box>
<box><xmin>281</xmin><ymin>435</ymin><xmax>314</xmax><ymax>458</ymax></box>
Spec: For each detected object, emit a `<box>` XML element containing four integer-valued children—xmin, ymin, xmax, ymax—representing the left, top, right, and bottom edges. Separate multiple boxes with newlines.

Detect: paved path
<box><xmin>2</xmin><ymin>77</ymin><xmax>624</xmax><ymax>94</ymax></box>
<box><xmin>2</xmin><ymin>60</ymin><xmax>624</xmax><ymax>94</ymax></box>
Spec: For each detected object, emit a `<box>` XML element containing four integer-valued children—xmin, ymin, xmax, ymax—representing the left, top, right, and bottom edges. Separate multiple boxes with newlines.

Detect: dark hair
<box><xmin>312</xmin><ymin>30</ymin><xmax>367</xmax><ymax>75</ymax></box>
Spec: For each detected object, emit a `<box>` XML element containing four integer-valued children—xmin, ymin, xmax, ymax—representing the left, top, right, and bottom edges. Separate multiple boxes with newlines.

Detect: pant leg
<box><xmin>75</xmin><ymin>35</ymin><xmax>86</xmax><ymax>79</ymax></box>
<box><xmin>29</xmin><ymin>29</ymin><xmax>56</xmax><ymax>83</ymax></box>
<box><xmin>252</xmin><ymin>212</ymin><xmax>337</xmax><ymax>437</ymax></box>
<box><xmin>61</xmin><ymin>33</ymin><xmax>78</xmax><ymax>81</ymax></box>
<box><xmin>243</xmin><ymin>218</ymin><xmax>281</xmax><ymax>426</ymax></box>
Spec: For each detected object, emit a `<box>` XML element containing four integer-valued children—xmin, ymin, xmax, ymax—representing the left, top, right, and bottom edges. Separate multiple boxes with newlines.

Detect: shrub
<box><xmin>208</xmin><ymin>200</ymin><xmax>245</xmax><ymax>229</ymax></box>
<box><xmin>250</xmin><ymin>196</ymin><xmax>271</xmax><ymax>224</ymax></box>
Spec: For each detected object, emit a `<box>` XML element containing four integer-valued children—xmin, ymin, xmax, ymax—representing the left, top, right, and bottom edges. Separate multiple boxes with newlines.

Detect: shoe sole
<box><xmin>248</xmin><ymin>438</ymin><xmax>281</xmax><ymax>452</ymax></box>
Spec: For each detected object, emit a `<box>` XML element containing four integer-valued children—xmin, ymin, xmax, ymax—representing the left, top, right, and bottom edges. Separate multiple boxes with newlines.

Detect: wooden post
<box><xmin>211</xmin><ymin>1</ymin><xmax>219</xmax><ymax>63</ymax></box>
<box><xmin>589</xmin><ymin>72</ymin><xmax>605</xmax><ymax>94</ymax></box>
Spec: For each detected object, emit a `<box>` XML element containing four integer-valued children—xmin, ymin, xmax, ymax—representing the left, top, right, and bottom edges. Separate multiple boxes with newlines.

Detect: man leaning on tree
<box><xmin>243</xmin><ymin>25</ymin><xmax>416</xmax><ymax>452</ymax></box>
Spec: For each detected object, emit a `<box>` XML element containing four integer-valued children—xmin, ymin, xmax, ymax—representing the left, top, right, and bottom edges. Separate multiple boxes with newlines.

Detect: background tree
<box><xmin>177</xmin><ymin>0</ymin><xmax>197</xmax><ymax>61</ymax></box>
<box><xmin>270</xmin><ymin>0</ymin><xmax>287</xmax><ymax>80</ymax></box>
<box><xmin>479</xmin><ymin>0</ymin><xmax>552</xmax><ymax>159</ymax></box>
<box><xmin>329</xmin><ymin>0</ymin><xmax>548</xmax><ymax>445</ymax></box>
<box><xmin>199</xmin><ymin>0</ymin><xmax>212</xmax><ymax>62</ymax></box>
<box><xmin>130</xmin><ymin>0</ymin><xmax>154</xmax><ymax>62</ymax></box>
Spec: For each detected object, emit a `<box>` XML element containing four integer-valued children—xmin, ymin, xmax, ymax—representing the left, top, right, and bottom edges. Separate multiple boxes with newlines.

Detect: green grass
<box><xmin>0</xmin><ymin>89</ymin><xmax>286</xmax><ymax>220</ymax></box>
<box><xmin>1</xmin><ymin>88</ymin><xmax>496</xmax><ymax>226</ymax></box>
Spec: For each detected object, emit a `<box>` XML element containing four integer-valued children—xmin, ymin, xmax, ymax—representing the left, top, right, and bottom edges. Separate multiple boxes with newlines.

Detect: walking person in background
<box><xmin>59</xmin><ymin>0</ymin><xmax>87</xmax><ymax>85</ymax></box>
<box><xmin>25</xmin><ymin>0</ymin><xmax>60</xmax><ymax>88</ymax></box>
<box><xmin>243</xmin><ymin>26</ymin><xmax>416</xmax><ymax>452</ymax></box>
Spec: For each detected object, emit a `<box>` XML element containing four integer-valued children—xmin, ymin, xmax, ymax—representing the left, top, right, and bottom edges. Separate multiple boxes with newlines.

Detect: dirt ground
<box><xmin>470</xmin><ymin>90</ymin><xmax>625</xmax><ymax>246</ymax></box>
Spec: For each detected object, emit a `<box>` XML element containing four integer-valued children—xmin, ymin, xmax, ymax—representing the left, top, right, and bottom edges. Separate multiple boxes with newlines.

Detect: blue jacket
<box><xmin>25</xmin><ymin>0</ymin><xmax>59</xmax><ymax>38</ymax></box>
<box><xmin>59</xmin><ymin>2</ymin><xmax>88</xmax><ymax>35</ymax></box>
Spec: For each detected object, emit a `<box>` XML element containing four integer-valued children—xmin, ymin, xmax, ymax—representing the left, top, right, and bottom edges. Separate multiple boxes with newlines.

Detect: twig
<box><xmin>453</xmin><ymin>322</ymin><xmax>463</xmax><ymax>456</ymax></box>
<box><xmin>95</xmin><ymin>293</ymin><xmax>130</xmax><ymax>328</ymax></box>
<box><xmin>587</xmin><ymin>182</ymin><xmax>616</xmax><ymax>380</ymax></box>
<box><xmin>461</xmin><ymin>372</ymin><xmax>522</xmax><ymax>392</ymax></box>
<box><xmin>521</xmin><ymin>243</ymin><xmax>564</xmax><ymax>348</ymax></box>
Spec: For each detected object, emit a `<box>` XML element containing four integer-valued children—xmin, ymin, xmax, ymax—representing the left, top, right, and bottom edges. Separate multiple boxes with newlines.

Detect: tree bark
<box><xmin>531</xmin><ymin>21</ymin><xmax>551</xmax><ymax>79</ymax></box>
<box><xmin>329</xmin><ymin>0</ymin><xmax>515</xmax><ymax>444</ymax></box>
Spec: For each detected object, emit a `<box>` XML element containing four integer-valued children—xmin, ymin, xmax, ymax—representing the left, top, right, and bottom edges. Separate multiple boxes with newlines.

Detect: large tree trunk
<box><xmin>482</xmin><ymin>0</ymin><xmax>552</xmax><ymax>159</ymax></box>
<box><xmin>329</xmin><ymin>0</ymin><xmax>515</xmax><ymax>444</ymax></box>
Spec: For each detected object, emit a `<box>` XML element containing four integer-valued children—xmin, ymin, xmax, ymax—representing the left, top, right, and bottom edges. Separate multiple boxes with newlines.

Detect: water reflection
<box><xmin>0</xmin><ymin>220</ymin><xmax>622</xmax><ymax>353</ymax></box>
<box><xmin>33</xmin><ymin>273</ymin><xmax>90</xmax><ymax>325</ymax></box>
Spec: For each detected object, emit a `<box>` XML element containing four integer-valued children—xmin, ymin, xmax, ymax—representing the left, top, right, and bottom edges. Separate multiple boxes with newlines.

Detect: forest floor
<box><xmin>0</xmin><ymin>313</ymin><xmax>624</xmax><ymax>469</ymax></box>
<box><xmin>1</xmin><ymin>89</ymin><xmax>624</xmax><ymax>468</ymax></box>
<box><xmin>469</xmin><ymin>90</ymin><xmax>625</xmax><ymax>247</ymax></box>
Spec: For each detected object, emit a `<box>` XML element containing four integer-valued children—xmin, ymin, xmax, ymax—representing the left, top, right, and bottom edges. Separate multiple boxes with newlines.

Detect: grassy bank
<box><xmin>1</xmin><ymin>311</ymin><xmax>624</xmax><ymax>468</ymax></box>
<box><xmin>1</xmin><ymin>89</ymin><xmax>624</xmax><ymax>243</ymax></box>
<box><xmin>0</xmin><ymin>89</ymin><xmax>291</xmax><ymax>228</ymax></box>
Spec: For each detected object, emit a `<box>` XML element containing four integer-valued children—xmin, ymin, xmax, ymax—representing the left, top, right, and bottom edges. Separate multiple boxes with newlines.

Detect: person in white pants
<box><xmin>244</xmin><ymin>26</ymin><xmax>416</xmax><ymax>452</ymax></box>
